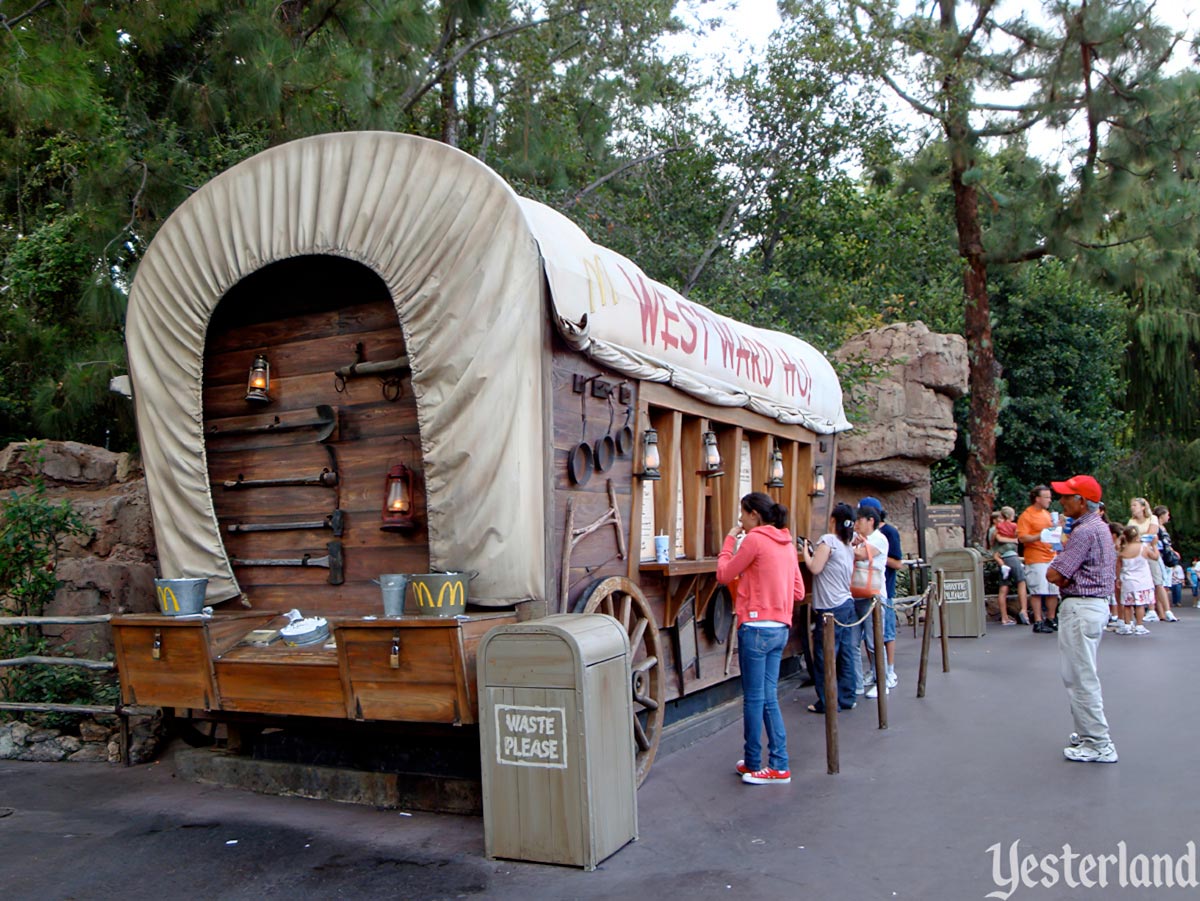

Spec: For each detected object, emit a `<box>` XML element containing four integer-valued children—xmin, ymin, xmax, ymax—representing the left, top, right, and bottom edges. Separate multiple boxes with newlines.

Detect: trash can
<box><xmin>478</xmin><ymin>613</ymin><xmax>637</xmax><ymax>870</ymax></box>
<box><xmin>930</xmin><ymin>547</ymin><xmax>987</xmax><ymax>638</ymax></box>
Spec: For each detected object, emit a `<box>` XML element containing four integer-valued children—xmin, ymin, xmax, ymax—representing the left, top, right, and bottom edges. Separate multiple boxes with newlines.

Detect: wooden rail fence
<box><xmin>0</xmin><ymin>614</ymin><xmax>135</xmax><ymax>764</ymax></box>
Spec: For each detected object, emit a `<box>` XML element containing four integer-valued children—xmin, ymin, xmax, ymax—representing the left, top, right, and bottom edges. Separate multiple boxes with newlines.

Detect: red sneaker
<box><xmin>735</xmin><ymin>760</ymin><xmax>754</xmax><ymax>775</ymax></box>
<box><xmin>742</xmin><ymin>767</ymin><xmax>791</xmax><ymax>784</ymax></box>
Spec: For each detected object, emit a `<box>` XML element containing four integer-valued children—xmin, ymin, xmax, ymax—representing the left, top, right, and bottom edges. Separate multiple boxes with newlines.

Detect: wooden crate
<box><xmin>334</xmin><ymin>612</ymin><xmax>518</xmax><ymax>724</ymax></box>
<box><xmin>112</xmin><ymin>612</ymin><xmax>277</xmax><ymax>709</ymax></box>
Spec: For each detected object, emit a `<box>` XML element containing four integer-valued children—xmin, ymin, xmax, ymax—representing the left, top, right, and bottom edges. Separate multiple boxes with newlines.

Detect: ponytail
<box><xmin>831</xmin><ymin>502</ymin><xmax>855</xmax><ymax>544</ymax></box>
<box><xmin>741</xmin><ymin>492</ymin><xmax>788</xmax><ymax>529</ymax></box>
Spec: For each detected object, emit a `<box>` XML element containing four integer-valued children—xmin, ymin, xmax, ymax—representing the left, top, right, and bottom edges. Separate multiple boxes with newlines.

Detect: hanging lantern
<box><xmin>766</xmin><ymin>445</ymin><xmax>785</xmax><ymax>489</ymax></box>
<box><xmin>245</xmin><ymin>354</ymin><xmax>271</xmax><ymax>403</ymax></box>
<box><xmin>700</xmin><ymin>429</ymin><xmax>724</xmax><ymax>478</ymax></box>
<box><xmin>810</xmin><ymin>464</ymin><xmax>827</xmax><ymax>497</ymax></box>
<box><xmin>636</xmin><ymin>428</ymin><xmax>661</xmax><ymax>481</ymax></box>
<box><xmin>381</xmin><ymin>462</ymin><xmax>417</xmax><ymax>531</ymax></box>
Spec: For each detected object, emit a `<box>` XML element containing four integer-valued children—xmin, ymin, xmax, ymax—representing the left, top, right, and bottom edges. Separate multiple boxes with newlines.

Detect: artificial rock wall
<box><xmin>0</xmin><ymin>441</ymin><xmax>159</xmax><ymax>658</ymax></box>
<box><xmin>832</xmin><ymin>322</ymin><xmax>969</xmax><ymax>559</ymax></box>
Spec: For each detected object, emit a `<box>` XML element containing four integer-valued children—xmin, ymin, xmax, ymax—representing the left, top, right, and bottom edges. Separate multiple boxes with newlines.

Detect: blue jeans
<box><xmin>738</xmin><ymin>624</ymin><xmax>790</xmax><ymax>771</ymax></box>
<box><xmin>864</xmin><ymin>598</ymin><xmax>898</xmax><ymax>651</ymax></box>
<box><xmin>852</xmin><ymin>597</ymin><xmax>874</xmax><ymax>692</ymax></box>
<box><xmin>811</xmin><ymin>600</ymin><xmax>858</xmax><ymax>710</ymax></box>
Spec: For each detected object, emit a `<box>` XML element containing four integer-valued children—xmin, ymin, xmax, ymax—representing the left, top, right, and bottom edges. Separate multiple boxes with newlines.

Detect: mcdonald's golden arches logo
<box><xmin>156</xmin><ymin>585</ymin><xmax>179</xmax><ymax>613</ymax></box>
<box><xmin>583</xmin><ymin>255</ymin><xmax>618</xmax><ymax>314</ymax></box>
<box><xmin>411</xmin><ymin>579</ymin><xmax>465</xmax><ymax>610</ymax></box>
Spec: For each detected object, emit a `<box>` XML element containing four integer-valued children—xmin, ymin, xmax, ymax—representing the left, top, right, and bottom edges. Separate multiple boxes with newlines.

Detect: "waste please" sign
<box><xmin>494</xmin><ymin>704</ymin><xmax>568</xmax><ymax>769</ymax></box>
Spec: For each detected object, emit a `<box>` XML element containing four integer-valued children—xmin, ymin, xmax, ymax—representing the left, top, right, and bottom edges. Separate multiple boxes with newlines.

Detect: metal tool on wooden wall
<box><xmin>594</xmin><ymin>392</ymin><xmax>616</xmax><ymax>473</ymax></box>
<box><xmin>222</xmin><ymin>469</ymin><xmax>337</xmax><ymax>490</ymax></box>
<box><xmin>231</xmin><ymin>540</ymin><xmax>345</xmax><ymax>585</ymax></box>
<box><xmin>223</xmin><ymin>443</ymin><xmax>340</xmax><ymax>492</ymax></box>
<box><xmin>567</xmin><ymin>380</ymin><xmax>594</xmax><ymax>486</ymax></box>
<box><xmin>227</xmin><ymin>509</ymin><xmax>345</xmax><ymax>537</ymax></box>
<box><xmin>207</xmin><ymin>405</ymin><xmax>337</xmax><ymax>447</ymax></box>
<box><xmin>615</xmin><ymin>396</ymin><xmax>634</xmax><ymax>456</ymax></box>
<box><xmin>334</xmin><ymin>342</ymin><xmax>410</xmax><ymax>401</ymax></box>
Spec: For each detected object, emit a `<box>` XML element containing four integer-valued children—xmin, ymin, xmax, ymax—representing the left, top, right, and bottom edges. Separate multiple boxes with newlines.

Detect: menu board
<box><xmin>739</xmin><ymin>441</ymin><xmax>752</xmax><ymax>501</ymax></box>
<box><xmin>640</xmin><ymin>478</ymin><xmax>655</xmax><ymax>561</ymax></box>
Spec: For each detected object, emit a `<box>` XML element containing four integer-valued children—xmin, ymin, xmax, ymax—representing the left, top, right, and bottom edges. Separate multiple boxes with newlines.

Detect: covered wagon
<box><xmin>111</xmin><ymin>132</ymin><xmax>850</xmax><ymax>784</ymax></box>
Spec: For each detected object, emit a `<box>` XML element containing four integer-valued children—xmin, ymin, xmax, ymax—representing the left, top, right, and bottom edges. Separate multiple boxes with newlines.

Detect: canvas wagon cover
<box><xmin>126</xmin><ymin>132</ymin><xmax>847</xmax><ymax>606</ymax></box>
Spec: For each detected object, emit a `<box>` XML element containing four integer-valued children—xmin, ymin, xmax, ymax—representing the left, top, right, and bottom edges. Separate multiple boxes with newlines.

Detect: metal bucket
<box><xmin>405</xmin><ymin>572</ymin><xmax>471</xmax><ymax>617</ymax></box>
<box><xmin>154</xmin><ymin>578</ymin><xmax>208</xmax><ymax>616</ymax></box>
<box><xmin>379</xmin><ymin>574</ymin><xmax>409</xmax><ymax>617</ymax></box>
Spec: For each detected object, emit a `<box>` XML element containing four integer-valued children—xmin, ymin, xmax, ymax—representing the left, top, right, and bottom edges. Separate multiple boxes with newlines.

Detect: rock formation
<box><xmin>0</xmin><ymin>441</ymin><xmax>158</xmax><ymax>658</ymax></box>
<box><xmin>832</xmin><ymin>322</ymin><xmax>969</xmax><ymax>560</ymax></box>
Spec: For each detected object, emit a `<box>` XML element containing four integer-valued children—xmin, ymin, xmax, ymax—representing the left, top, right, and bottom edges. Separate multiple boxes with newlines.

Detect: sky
<box><xmin>665</xmin><ymin>0</ymin><xmax>1200</xmax><ymax>168</ymax></box>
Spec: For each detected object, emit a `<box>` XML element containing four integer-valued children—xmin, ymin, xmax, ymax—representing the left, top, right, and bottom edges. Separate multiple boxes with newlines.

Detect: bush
<box><xmin>0</xmin><ymin>447</ymin><xmax>113</xmax><ymax>726</ymax></box>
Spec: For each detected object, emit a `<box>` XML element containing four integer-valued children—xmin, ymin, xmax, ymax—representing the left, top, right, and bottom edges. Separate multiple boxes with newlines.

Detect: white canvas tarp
<box><xmin>520</xmin><ymin>201</ymin><xmax>850</xmax><ymax>435</ymax></box>
<box><xmin>127</xmin><ymin>133</ymin><xmax>549</xmax><ymax>605</ymax></box>
<box><xmin>125</xmin><ymin>131</ymin><xmax>848</xmax><ymax>607</ymax></box>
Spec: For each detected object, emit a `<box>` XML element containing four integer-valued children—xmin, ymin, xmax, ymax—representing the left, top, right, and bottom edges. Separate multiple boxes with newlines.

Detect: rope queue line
<box><xmin>817</xmin><ymin>569</ymin><xmax>949</xmax><ymax>775</ymax></box>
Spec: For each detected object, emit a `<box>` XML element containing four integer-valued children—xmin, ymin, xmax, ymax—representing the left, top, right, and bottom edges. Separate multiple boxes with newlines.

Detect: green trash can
<box><xmin>478</xmin><ymin>613</ymin><xmax>637</xmax><ymax>870</ymax></box>
<box><xmin>931</xmin><ymin>547</ymin><xmax>987</xmax><ymax>638</ymax></box>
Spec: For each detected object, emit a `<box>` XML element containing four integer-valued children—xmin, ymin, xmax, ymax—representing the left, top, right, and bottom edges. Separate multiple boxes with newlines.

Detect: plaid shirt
<box><xmin>1049</xmin><ymin>511</ymin><xmax>1116</xmax><ymax>598</ymax></box>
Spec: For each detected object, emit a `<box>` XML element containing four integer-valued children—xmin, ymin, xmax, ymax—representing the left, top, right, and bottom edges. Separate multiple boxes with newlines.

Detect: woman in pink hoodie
<box><xmin>717</xmin><ymin>492</ymin><xmax>805</xmax><ymax>785</ymax></box>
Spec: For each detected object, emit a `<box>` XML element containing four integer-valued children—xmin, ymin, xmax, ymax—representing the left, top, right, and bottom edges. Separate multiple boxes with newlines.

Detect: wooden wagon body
<box><xmin>111</xmin><ymin>132</ymin><xmax>849</xmax><ymax>781</ymax></box>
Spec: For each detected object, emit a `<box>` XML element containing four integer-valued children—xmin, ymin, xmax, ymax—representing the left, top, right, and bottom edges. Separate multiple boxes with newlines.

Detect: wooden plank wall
<box><xmin>551</xmin><ymin>344</ymin><xmax>831</xmax><ymax>704</ymax></box>
<box><xmin>203</xmin><ymin>256</ymin><xmax>429</xmax><ymax>616</ymax></box>
<box><xmin>550</xmin><ymin>354</ymin><xmax>641</xmax><ymax>614</ymax></box>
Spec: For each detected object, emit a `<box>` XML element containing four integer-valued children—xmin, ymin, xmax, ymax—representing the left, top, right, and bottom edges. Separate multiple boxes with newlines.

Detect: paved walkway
<box><xmin>4</xmin><ymin>606</ymin><xmax>1199</xmax><ymax>900</ymax></box>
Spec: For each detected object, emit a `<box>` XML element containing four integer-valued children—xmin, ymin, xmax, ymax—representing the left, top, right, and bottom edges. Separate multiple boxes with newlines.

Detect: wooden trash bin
<box><xmin>478</xmin><ymin>613</ymin><xmax>637</xmax><ymax>870</ymax></box>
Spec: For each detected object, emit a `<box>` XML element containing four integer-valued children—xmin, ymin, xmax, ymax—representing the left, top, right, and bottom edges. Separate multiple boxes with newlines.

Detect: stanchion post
<box><xmin>872</xmin><ymin>599</ymin><xmax>888</xmax><ymax>729</ymax></box>
<box><xmin>918</xmin><ymin>585</ymin><xmax>934</xmax><ymax>698</ymax></box>
<box><xmin>822</xmin><ymin>612</ymin><xmax>839</xmax><ymax>775</ymax></box>
<box><xmin>937</xmin><ymin>569</ymin><xmax>950</xmax><ymax>673</ymax></box>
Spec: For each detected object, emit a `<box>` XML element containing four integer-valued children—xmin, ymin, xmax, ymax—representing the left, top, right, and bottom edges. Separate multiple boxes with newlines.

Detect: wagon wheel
<box><xmin>577</xmin><ymin>576</ymin><xmax>665</xmax><ymax>787</ymax></box>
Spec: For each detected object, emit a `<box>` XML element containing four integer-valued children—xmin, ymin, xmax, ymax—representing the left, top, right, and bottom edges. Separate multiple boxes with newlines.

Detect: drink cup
<box><xmin>654</xmin><ymin>534</ymin><xmax>670</xmax><ymax>564</ymax></box>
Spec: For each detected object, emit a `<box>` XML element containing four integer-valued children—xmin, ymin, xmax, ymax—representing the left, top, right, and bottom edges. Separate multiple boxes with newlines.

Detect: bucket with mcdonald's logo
<box><xmin>404</xmin><ymin>572</ymin><xmax>474</xmax><ymax>617</ymax></box>
<box><xmin>154</xmin><ymin>578</ymin><xmax>208</xmax><ymax>616</ymax></box>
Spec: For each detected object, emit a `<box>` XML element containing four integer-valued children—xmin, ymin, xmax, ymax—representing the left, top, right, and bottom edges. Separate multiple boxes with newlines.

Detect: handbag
<box><xmin>850</xmin><ymin>561</ymin><xmax>882</xmax><ymax>599</ymax></box>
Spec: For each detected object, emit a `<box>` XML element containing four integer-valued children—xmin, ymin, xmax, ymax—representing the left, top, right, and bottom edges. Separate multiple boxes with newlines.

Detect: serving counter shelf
<box><xmin>111</xmin><ymin>609</ymin><xmax>519</xmax><ymax>725</ymax></box>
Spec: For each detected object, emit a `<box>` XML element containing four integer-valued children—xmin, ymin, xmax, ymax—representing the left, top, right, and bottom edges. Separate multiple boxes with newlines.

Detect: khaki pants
<box><xmin>1057</xmin><ymin>597</ymin><xmax>1112</xmax><ymax>747</ymax></box>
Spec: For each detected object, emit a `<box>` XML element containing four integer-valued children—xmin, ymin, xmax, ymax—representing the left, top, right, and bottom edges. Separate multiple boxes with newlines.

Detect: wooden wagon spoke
<box><xmin>632</xmin><ymin>690</ymin><xmax>658</xmax><ymax>711</ymax></box>
<box><xmin>632</xmin><ymin>714</ymin><xmax>651</xmax><ymax>751</ymax></box>
<box><xmin>628</xmin><ymin>616</ymin><xmax>649</xmax><ymax>652</ymax></box>
<box><xmin>578</xmin><ymin>576</ymin><xmax>664</xmax><ymax>787</ymax></box>
<box><xmin>633</xmin><ymin>655</ymin><xmax>658</xmax><ymax>674</ymax></box>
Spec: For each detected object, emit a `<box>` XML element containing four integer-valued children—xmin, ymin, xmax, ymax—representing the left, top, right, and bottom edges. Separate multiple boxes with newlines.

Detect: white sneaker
<box><xmin>1116</xmin><ymin>624</ymin><xmax>1133</xmax><ymax>635</ymax></box>
<box><xmin>1063</xmin><ymin>743</ymin><xmax>1118</xmax><ymax>764</ymax></box>
<box><xmin>866</xmin><ymin>683</ymin><xmax>889</xmax><ymax>698</ymax></box>
<box><xmin>856</xmin><ymin>685</ymin><xmax>866</xmax><ymax>696</ymax></box>
<box><xmin>1134</xmin><ymin>625</ymin><xmax>1151</xmax><ymax>635</ymax></box>
<box><xmin>1165</xmin><ymin>612</ymin><xmax>1179</xmax><ymax>622</ymax></box>
<box><xmin>1144</xmin><ymin>611</ymin><xmax>1159</xmax><ymax>622</ymax></box>
<box><xmin>863</xmin><ymin>669</ymin><xmax>877</xmax><ymax>687</ymax></box>
<box><xmin>886</xmin><ymin>671</ymin><xmax>898</xmax><ymax>689</ymax></box>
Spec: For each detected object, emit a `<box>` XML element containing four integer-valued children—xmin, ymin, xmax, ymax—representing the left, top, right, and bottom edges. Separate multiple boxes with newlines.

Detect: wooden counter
<box><xmin>111</xmin><ymin>609</ymin><xmax>519</xmax><ymax>725</ymax></box>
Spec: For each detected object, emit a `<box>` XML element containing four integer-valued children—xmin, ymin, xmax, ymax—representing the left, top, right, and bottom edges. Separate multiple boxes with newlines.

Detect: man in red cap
<box><xmin>1047</xmin><ymin>475</ymin><xmax>1118</xmax><ymax>763</ymax></box>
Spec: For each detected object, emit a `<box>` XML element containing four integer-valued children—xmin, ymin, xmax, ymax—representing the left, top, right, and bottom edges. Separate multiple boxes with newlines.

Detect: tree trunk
<box><xmin>948</xmin><ymin>128</ymin><xmax>996</xmax><ymax>544</ymax></box>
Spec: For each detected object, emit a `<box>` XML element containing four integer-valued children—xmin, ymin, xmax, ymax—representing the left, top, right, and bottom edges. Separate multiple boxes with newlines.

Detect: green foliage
<box><xmin>0</xmin><ymin>447</ymin><xmax>108</xmax><ymax>723</ymax></box>
<box><xmin>990</xmin><ymin>261</ymin><xmax>1129</xmax><ymax>505</ymax></box>
<box><xmin>1101</xmin><ymin>438</ymin><xmax>1200</xmax><ymax>557</ymax></box>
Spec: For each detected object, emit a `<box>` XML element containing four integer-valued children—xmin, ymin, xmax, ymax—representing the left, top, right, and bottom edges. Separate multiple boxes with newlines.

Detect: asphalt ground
<box><xmin>3</xmin><ymin>603</ymin><xmax>1199</xmax><ymax>901</ymax></box>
